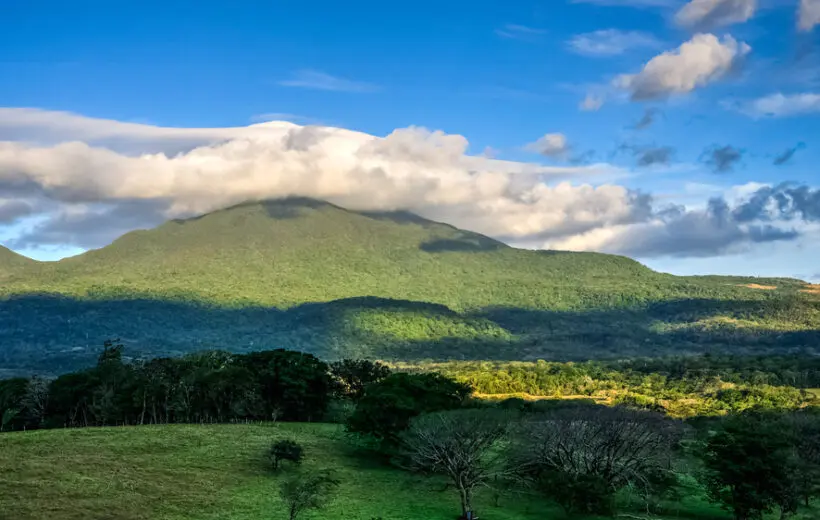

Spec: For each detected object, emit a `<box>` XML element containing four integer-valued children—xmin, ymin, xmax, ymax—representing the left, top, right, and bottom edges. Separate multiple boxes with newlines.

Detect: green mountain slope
<box><xmin>15</xmin><ymin>198</ymin><xmax>672</xmax><ymax>309</ymax></box>
<box><xmin>0</xmin><ymin>198</ymin><xmax>818</xmax><ymax>374</ymax></box>
<box><xmin>0</xmin><ymin>245</ymin><xmax>36</xmax><ymax>279</ymax></box>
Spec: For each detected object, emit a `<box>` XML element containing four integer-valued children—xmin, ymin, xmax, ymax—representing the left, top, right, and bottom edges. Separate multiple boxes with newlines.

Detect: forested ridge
<box><xmin>0</xmin><ymin>198</ymin><xmax>819</xmax><ymax>375</ymax></box>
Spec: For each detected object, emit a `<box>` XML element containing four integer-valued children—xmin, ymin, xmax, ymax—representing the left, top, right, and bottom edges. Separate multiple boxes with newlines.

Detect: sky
<box><xmin>1</xmin><ymin>0</ymin><xmax>820</xmax><ymax>281</ymax></box>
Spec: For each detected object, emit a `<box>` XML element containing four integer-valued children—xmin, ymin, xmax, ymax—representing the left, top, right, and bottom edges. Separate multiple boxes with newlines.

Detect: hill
<box><xmin>0</xmin><ymin>422</ymin><xmax>740</xmax><ymax>520</ymax></box>
<box><xmin>0</xmin><ymin>245</ymin><xmax>36</xmax><ymax>279</ymax></box>
<box><xmin>0</xmin><ymin>198</ymin><xmax>818</xmax><ymax>374</ymax></box>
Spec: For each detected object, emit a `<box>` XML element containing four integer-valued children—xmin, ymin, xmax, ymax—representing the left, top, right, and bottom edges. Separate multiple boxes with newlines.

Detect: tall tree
<box><xmin>347</xmin><ymin>372</ymin><xmax>471</xmax><ymax>447</ymax></box>
<box><xmin>700</xmin><ymin>411</ymin><xmax>807</xmax><ymax>520</ymax></box>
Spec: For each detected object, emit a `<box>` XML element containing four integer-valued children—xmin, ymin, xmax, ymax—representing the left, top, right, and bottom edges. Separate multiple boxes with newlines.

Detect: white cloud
<box><xmin>615</xmin><ymin>33</ymin><xmax>750</xmax><ymax>100</ymax></box>
<box><xmin>675</xmin><ymin>0</ymin><xmax>757</xmax><ymax>30</ymax></box>
<box><xmin>0</xmin><ymin>108</ymin><xmax>637</xmax><ymax>251</ymax></box>
<box><xmin>733</xmin><ymin>92</ymin><xmax>820</xmax><ymax>117</ymax></box>
<box><xmin>568</xmin><ymin>29</ymin><xmax>662</xmax><ymax>56</ymax></box>
<box><xmin>278</xmin><ymin>69</ymin><xmax>379</xmax><ymax>93</ymax></box>
<box><xmin>0</xmin><ymin>108</ymin><xmax>812</xmax><ymax>260</ymax></box>
<box><xmin>799</xmin><ymin>0</ymin><xmax>820</xmax><ymax>31</ymax></box>
<box><xmin>525</xmin><ymin>133</ymin><xmax>571</xmax><ymax>159</ymax></box>
<box><xmin>579</xmin><ymin>94</ymin><xmax>605</xmax><ymax>111</ymax></box>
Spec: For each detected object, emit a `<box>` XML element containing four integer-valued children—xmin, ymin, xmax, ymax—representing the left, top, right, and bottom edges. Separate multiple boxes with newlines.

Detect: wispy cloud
<box><xmin>568</xmin><ymin>29</ymin><xmax>663</xmax><ymax>56</ymax></box>
<box><xmin>729</xmin><ymin>92</ymin><xmax>820</xmax><ymax>117</ymax></box>
<box><xmin>570</xmin><ymin>0</ymin><xmax>680</xmax><ymax>8</ymax></box>
<box><xmin>634</xmin><ymin>108</ymin><xmax>662</xmax><ymax>129</ymax></box>
<box><xmin>675</xmin><ymin>0</ymin><xmax>757</xmax><ymax>31</ymax></box>
<box><xmin>278</xmin><ymin>69</ymin><xmax>380</xmax><ymax>93</ymax></box>
<box><xmin>773</xmin><ymin>143</ymin><xmax>806</xmax><ymax>165</ymax></box>
<box><xmin>701</xmin><ymin>144</ymin><xmax>744</xmax><ymax>173</ymax></box>
<box><xmin>495</xmin><ymin>24</ymin><xmax>546</xmax><ymax>41</ymax></box>
<box><xmin>580</xmin><ymin>93</ymin><xmax>605</xmax><ymax>111</ymax></box>
<box><xmin>250</xmin><ymin>113</ymin><xmax>321</xmax><ymax>125</ymax></box>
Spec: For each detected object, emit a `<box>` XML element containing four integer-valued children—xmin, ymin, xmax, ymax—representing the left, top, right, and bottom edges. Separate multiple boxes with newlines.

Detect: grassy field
<box><xmin>0</xmin><ymin>422</ymin><xmax>755</xmax><ymax>520</ymax></box>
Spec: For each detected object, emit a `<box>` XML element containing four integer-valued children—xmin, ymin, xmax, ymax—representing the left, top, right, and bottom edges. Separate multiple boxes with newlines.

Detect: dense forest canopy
<box><xmin>0</xmin><ymin>198</ymin><xmax>818</xmax><ymax>375</ymax></box>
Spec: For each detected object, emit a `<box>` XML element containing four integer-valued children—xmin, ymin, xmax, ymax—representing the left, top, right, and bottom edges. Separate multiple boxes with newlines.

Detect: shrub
<box><xmin>270</xmin><ymin>439</ymin><xmax>304</xmax><ymax>470</ymax></box>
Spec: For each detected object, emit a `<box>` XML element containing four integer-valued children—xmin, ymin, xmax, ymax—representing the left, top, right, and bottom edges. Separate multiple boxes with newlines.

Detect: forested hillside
<box><xmin>0</xmin><ymin>198</ymin><xmax>818</xmax><ymax>374</ymax></box>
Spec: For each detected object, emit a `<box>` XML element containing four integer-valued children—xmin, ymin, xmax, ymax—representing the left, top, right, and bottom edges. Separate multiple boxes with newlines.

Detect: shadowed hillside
<box><xmin>0</xmin><ymin>198</ymin><xmax>818</xmax><ymax>374</ymax></box>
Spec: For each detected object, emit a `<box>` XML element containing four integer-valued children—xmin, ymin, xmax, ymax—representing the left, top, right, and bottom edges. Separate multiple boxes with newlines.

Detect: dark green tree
<box><xmin>330</xmin><ymin>359</ymin><xmax>391</xmax><ymax>401</ymax></box>
<box><xmin>270</xmin><ymin>439</ymin><xmax>304</xmax><ymax>470</ymax></box>
<box><xmin>700</xmin><ymin>412</ymin><xmax>803</xmax><ymax>520</ymax></box>
<box><xmin>347</xmin><ymin>372</ymin><xmax>471</xmax><ymax>447</ymax></box>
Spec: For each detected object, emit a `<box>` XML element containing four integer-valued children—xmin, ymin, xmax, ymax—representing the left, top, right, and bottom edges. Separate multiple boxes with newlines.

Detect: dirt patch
<box><xmin>801</xmin><ymin>284</ymin><xmax>820</xmax><ymax>295</ymax></box>
<box><xmin>739</xmin><ymin>283</ymin><xmax>778</xmax><ymax>290</ymax></box>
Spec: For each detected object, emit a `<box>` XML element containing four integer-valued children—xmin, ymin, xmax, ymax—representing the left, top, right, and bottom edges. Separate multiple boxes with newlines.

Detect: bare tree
<box><xmin>511</xmin><ymin>406</ymin><xmax>682</xmax><ymax>516</ymax></box>
<box><xmin>401</xmin><ymin>409</ymin><xmax>511</xmax><ymax>519</ymax></box>
<box><xmin>23</xmin><ymin>376</ymin><xmax>50</xmax><ymax>427</ymax></box>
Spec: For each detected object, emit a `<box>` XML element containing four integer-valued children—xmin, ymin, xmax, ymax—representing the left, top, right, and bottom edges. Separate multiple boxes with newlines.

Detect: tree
<box><xmin>700</xmin><ymin>411</ymin><xmax>818</xmax><ymax>520</ymax></box>
<box><xmin>278</xmin><ymin>470</ymin><xmax>340</xmax><ymax>520</ymax></box>
<box><xmin>270</xmin><ymin>440</ymin><xmax>304</xmax><ymax>470</ymax></box>
<box><xmin>511</xmin><ymin>406</ymin><xmax>681</xmax><ymax>516</ymax></box>
<box><xmin>330</xmin><ymin>359</ymin><xmax>391</xmax><ymax>401</ymax></box>
<box><xmin>239</xmin><ymin>349</ymin><xmax>331</xmax><ymax>421</ymax></box>
<box><xmin>23</xmin><ymin>376</ymin><xmax>50</xmax><ymax>428</ymax></box>
<box><xmin>347</xmin><ymin>372</ymin><xmax>471</xmax><ymax>447</ymax></box>
<box><xmin>401</xmin><ymin>409</ymin><xmax>510</xmax><ymax>519</ymax></box>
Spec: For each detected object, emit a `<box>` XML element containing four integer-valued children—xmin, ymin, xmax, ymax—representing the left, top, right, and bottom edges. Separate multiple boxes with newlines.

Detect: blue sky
<box><xmin>1</xmin><ymin>0</ymin><xmax>820</xmax><ymax>280</ymax></box>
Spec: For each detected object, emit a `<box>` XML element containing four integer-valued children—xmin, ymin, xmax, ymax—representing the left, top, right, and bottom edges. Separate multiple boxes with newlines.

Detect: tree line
<box><xmin>412</xmin><ymin>355</ymin><xmax>818</xmax><ymax>418</ymax></box>
<box><xmin>0</xmin><ymin>340</ymin><xmax>389</xmax><ymax>431</ymax></box>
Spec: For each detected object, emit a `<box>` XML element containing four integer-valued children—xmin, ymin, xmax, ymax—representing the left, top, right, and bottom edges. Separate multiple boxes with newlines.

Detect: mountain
<box><xmin>0</xmin><ymin>245</ymin><xmax>36</xmax><ymax>279</ymax></box>
<box><xmin>0</xmin><ymin>198</ymin><xmax>818</xmax><ymax>375</ymax></box>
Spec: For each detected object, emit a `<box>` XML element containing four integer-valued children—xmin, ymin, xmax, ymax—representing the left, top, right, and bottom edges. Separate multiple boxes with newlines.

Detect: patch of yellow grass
<box><xmin>739</xmin><ymin>283</ymin><xmax>777</xmax><ymax>290</ymax></box>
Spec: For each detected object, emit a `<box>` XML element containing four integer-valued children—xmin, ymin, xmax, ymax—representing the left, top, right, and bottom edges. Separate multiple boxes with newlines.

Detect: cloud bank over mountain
<box><xmin>0</xmin><ymin>108</ymin><xmax>816</xmax><ymax>260</ymax></box>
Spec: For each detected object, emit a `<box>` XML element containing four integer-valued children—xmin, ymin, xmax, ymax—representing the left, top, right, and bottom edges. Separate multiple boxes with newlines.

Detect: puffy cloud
<box><xmin>524</xmin><ymin>133</ymin><xmax>571</xmax><ymax>159</ymax></box>
<box><xmin>701</xmin><ymin>144</ymin><xmax>744</xmax><ymax>173</ymax></box>
<box><xmin>733</xmin><ymin>184</ymin><xmax>820</xmax><ymax>222</ymax></box>
<box><xmin>799</xmin><ymin>0</ymin><xmax>820</xmax><ymax>31</ymax></box>
<box><xmin>675</xmin><ymin>0</ymin><xmax>757</xmax><ymax>30</ymax></box>
<box><xmin>0</xmin><ymin>108</ymin><xmax>812</xmax><ymax>260</ymax></box>
<box><xmin>568</xmin><ymin>29</ymin><xmax>662</xmax><ymax>56</ymax></box>
<box><xmin>615</xmin><ymin>34</ymin><xmax>750</xmax><ymax>100</ymax></box>
<box><xmin>735</xmin><ymin>92</ymin><xmax>820</xmax><ymax>117</ymax></box>
<box><xmin>550</xmin><ymin>197</ymin><xmax>798</xmax><ymax>258</ymax></box>
<box><xmin>0</xmin><ymin>109</ymin><xmax>635</xmax><ymax>250</ymax></box>
<box><xmin>773</xmin><ymin>143</ymin><xmax>806</xmax><ymax>165</ymax></box>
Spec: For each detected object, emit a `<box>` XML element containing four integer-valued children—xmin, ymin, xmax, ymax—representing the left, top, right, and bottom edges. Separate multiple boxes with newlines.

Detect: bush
<box><xmin>270</xmin><ymin>439</ymin><xmax>304</xmax><ymax>470</ymax></box>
